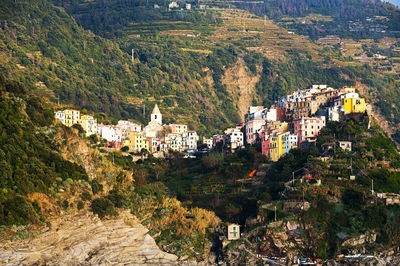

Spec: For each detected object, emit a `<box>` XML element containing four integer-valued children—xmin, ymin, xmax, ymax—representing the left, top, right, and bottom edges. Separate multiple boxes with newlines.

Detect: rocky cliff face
<box><xmin>0</xmin><ymin>210</ymin><xmax>178</xmax><ymax>265</ymax></box>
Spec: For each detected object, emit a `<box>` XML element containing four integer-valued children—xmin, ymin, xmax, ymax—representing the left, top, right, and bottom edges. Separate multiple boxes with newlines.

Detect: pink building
<box><xmin>245</xmin><ymin>117</ymin><xmax>266</xmax><ymax>144</ymax></box>
<box><xmin>292</xmin><ymin>116</ymin><xmax>326</xmax><ymax>144</ymax></box>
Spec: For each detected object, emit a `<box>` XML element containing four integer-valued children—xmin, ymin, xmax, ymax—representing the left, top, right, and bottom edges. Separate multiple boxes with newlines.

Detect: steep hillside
<box><xmin>0</xmin><ymin>74</ymin><xmax>88</xmax><ymax>225</ymax></box>
<box><xmin>0</xmin><ymin>0</ymin><xmax>240</xmax><ymax>134</ymax></box>
<box><xmin>2</xmin><ymin>0</ymin><xmax>400</xmax><ymax>140</ymax></box>
<box><xmin>0</xmin><ymin>76</ymin><xmax>222</xmax><ymax>260</ymax></box>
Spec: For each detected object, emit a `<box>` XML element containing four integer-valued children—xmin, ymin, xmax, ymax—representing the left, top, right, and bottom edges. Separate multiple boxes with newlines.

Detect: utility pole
<box><xmin>292</xmin><ymin>171</ymin><xmax>295</xmax><ymax>187</ymax></box>
<box><xmin>372</xmin><ymin>179</ymin><xmax>374</xmax><ymax>195</ymax></box>
<box><xmin>274</xmin><ymin>206</ymin><xmax>277</xmax><ymax>222</ymax></box>
<box><xmin>350</xmin><ymin>157</ymin><xmax>353</xmax><ymax>174</ymax></box>
<box><xmin>143</xmin><ymin>103</ymin><xmax>146</xmax><ymax>116</ymax></box>
<box><xmin>57</xmin><ymin>95</ymin><xmax>60</xmax><ymax>105</ymax></box>
<box><xmin>131</xmin><ymin>49</ymin><xmax>135</xmax><ymax>64</ymax></box>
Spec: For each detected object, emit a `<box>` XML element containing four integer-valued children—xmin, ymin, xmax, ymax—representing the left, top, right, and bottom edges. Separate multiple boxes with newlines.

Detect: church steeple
<box><xmin>151</xmin><ymin>104</ymin><xmax>162</xmax><ymax>124</ymax></box>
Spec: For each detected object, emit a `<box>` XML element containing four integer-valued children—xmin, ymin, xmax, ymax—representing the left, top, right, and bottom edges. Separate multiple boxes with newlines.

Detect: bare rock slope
<box><xmin>0</xmin><ymin>211</ymin><xmax>177</xmax><ymax>265</ymax></box>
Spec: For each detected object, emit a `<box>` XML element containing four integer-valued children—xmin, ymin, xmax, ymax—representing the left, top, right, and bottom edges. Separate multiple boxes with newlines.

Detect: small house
<box><xmin>339</xmin><ymin>141</ymin><xmax>352</xmax><ymax>152</ymax></box>
<box><xmin>227</xmin><ymin>224</ymin><xmax>240</xmax><ymax>240</ymax></box>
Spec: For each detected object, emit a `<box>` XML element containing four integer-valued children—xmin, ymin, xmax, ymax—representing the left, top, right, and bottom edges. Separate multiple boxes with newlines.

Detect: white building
<box><xmin>168</xmin><ymin>1</ymin><xmax>179</xmax><ymax>9</ymax></box>
<box><xmin>203</xmin><ymin>137</ymin><xmax>213</xmax><ymax>149</ymax></box>
<box><xmin>55</xmin><ymin>111</ymin><xmax>66</xmax><ymax>125</ymax></box>
<box><xmin>225</xmin><ymin>128</ymin><xmax>244</xmax><ymax>151</ymax></box>
<box><xmin>183</xmin><ymin>131</ymin><xmax>199</xmax><ymax>151</ymax></box>
<box><xmin>284</xmin><ymin>134</ymin><xmax>298</xmax><ymax>153</ymax></box>
<box><xmin>98</xmin><ymin>125</ymin><xmax>121</xmax><ymax>143</ymax></box>
<box><xmin>227</xmin><ymin>224</ymin><xmax>240</xmax><ymax>240</ymax></box>
<box><xmin>117</xmin><ymin>120</ymin><xmax>142</xmax><ymax>141</ymax></box>
<box><xmin>151</xmin><ymin>104</ymin><xmax>162</xmax><ymax>125</ymax></box>
<box><xmin>328</xmin><ymin>106</ymin><xmax>340</xmax><ymax>122</ymax></box>
<box><xmin>263</xmin><ymin>107</ymin><xmax>277</xmax><ymax>122</ymax></box>
<box><xmin>185</xmin><ymin>3</ymin><xmax>191</xmax><ymax>9</ymax></box>
<box><xmin>245</xmin><ymin>117</ymin><xmax>266</xmax><ymax>144</ymax></box>
<box><xmin>165</xmin><ymin>133</ymin><xmax>183</xmax><ymax>151</ymax></box>
<box><xmin>144</xmin><ymin>104</ymin><xmax>164</xmax><ymax>138</ymax></box>
<box><xmin>339</xmin><ymin>141</ymin><xmax>352</xmax><ymax>152</ymax></box>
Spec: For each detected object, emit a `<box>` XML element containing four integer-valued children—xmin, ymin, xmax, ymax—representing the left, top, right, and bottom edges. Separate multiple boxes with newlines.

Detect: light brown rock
<box><xmin>0</xmin><ymin>211</ymin><xmax>178</xmax><ymax>265</ymax></box>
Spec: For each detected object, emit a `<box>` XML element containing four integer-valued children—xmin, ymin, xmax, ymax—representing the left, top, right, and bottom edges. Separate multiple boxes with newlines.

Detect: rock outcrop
<box><xmin>0</xmin><ymin>211</ymin><xmax>178</xmax><ymax>265</ymax></box>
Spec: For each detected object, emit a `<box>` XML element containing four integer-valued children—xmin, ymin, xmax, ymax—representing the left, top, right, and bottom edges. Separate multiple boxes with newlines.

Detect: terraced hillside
<box><xmin>2</xmin><ymin>0</ymin><xmax>400</xmax><ymax>140</ymax></box>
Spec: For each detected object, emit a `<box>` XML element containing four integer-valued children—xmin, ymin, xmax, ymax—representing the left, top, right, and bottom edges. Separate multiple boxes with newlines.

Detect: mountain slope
<box><xmin>2</xmin><ymin>0</ymin><xmax>400</xmax><ymax>141</ymax></box>
<box><xmin>0</xmin><ymin>74</ymin><xmax>88</xmax><ymax>225</ymax></box>
<box><xmin>235</xmin><ymin>0</ymin><xmax>400</xmax><ymax>39</ymax></box>
<box><xmin>0</xmin><ymin>0</ymin><xmax>240</xmax><ymax>134</ymax></box>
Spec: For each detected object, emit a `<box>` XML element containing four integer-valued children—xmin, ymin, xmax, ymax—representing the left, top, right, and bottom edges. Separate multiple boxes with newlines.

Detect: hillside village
<box><xmin>205</xmin><ymin>85</ymin><xmax>367</xmax><ymax>162</ymax></box>
<box><xmin>55</xmin><ymin>104</ymin><xmax>199</xmax><ymax>155</ymax></box>
<box><xmin>55</xmin><ymin>84</ymin><xmax>367</xmax><ymax>161</ymax></box>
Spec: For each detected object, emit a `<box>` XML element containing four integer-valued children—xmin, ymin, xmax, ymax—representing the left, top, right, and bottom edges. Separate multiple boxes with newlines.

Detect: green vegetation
<box><xmin>263</xmin><ymin>116</ymin><xmax>400</xmax><ymax>258</ymax></box>
<box><xmin>0</xmin><ymin>0</ymin><xmax>241</xmax><ymax>135</ymax></box>
<box><xmin>90</xmin><ymin>197</ymin><xmax>118</xmax><ymax>218</ymax></box>
<box><xmin>0</xmin><ymin>75</ymin><xmax>88</xmax><ymax>225</ymax></box>
<box><xmin>236</xmin><ymin>0</ymin><xmax>400</xmax><ymax>39</ymax></box>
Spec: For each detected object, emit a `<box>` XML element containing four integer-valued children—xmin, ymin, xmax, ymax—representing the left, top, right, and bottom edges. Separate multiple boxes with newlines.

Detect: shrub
<box><xmin>121</xmin><ymin>146</ymin><xmax>129</xmax><ymax>152</ymax></box>
<box><xmin>62</xmin><ymin>200</ymin><xmax>69</xmax><ymax>210</ymax></box>
<box><xmin>90</xmin><ymin>197</ymin><xmax>117</xmax><ymax>218</ymax></box>
<box><xmin>91</xmin><ymin>179</ymin><xmax>103</xmax><ymax>195</ymax></box>
<box><xmin>0</xmin><ymin>195</ymin><xmax>40</xmax><ymax>225</ymax></box>
<box><xmin>81</xmin><ymin>190</ymin><xmax>92</xmax><ymax>201</ymax></box>
<box><xmin>106</xmin><ymin>189</ymin><xmax>129</xmax><ymax>208</ymax></box>
<box><xmin>77</xmin><ymin>201</ymin><xmax>84</xmax><ymax>210</ymax></box>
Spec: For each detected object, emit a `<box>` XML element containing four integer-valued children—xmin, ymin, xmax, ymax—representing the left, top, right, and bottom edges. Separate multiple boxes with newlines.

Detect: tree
<box><xmin>153</xmin><ymin>164</ymin><xmax>166</xmax><ymax>180</ymax></box>
<box><xmin>305</xmin><ymin>156</ymin><xmax>328</xmax><ymax>179</ymax></box>
<box><xmin>90</xmin><ymin>197</ymin><xmax>117</xmax><ymax>218</ymax></box>
<box><xmin>133</xmin><ymin>168</ymin><xmax>148</xmax><ymax>187</ymax></box>
<box><xmin>121</xmin><ymin>146</ymin><xmax>129</xmax><ymax>152</ymax></box>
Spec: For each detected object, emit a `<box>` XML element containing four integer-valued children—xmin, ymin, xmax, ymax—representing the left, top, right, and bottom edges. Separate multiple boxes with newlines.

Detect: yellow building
<box><xmin>268</xmin><ymin>132</ymin><xmax>289</xmax><ymax>162</ymax></box>
<box><xmin>169</xmin><ymin>124</ymin><xmax>188</xmax><ymax>134</ymax></box>
<box><xmin>267</xmin><ymin>121</ymin><xmax>288</xmax><ymax>133</ymax></box>
<box><xmin>79</xmin><ymin>115</ymin><xmax>97</xmax><ymax>136</ymax></box>
<box><xmin>64</xmin><ymin>109</ymin><xmax>80</xmax><ymax>127</ymax></box>
<box><xmin>351</xmin><ymin>98</ymin><xmax>366</xmax><ymax>113</ymax></box>
<box><xmin>126</xmin><ymin>131</ymin><xmax>149</xmax><ymax>152</ymax></box>
<box><xmin>343</xmin><ymin>98</ymin><xmax>366</xmax><ymax>114</ymax></box>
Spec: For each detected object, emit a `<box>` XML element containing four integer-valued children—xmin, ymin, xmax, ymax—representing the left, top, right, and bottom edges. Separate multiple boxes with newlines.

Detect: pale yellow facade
<box><xmin>267</xmin><ymin>121</ymin><xmax>288</xmax><ymax>133</ymax></box>
<box><xmin>64</xmin><ymin>109</ymin><xmax>80</xmax><ymax>127</ymax></box>
<box><xmin>126</xmin><ymin>131</ymin><xmax>149</xmax><ymax>152</ymax></box>
<box><xmin>80</xmin><ymin>115</ymin><xmax>97</xmax><ymax>136</ymax></box>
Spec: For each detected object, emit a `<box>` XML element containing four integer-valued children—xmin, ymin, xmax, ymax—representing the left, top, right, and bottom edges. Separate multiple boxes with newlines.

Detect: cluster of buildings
<box><xmin>202</xmin><ymin>124</ymin><xmax>245</xmax><ymax>153</ymax></box>
<box><xmin>202</xmin><ymin>85</ymin><xmax>366</xmax><ymax>160</ymax></box>
<box><xmin>55</xmin><ymin>105</ymin><xmax>199</xmax><ymax>154</ymax></box>
<box><xmin>244</xmin><ymin>85</ymin><xmax>366</xmax><ymax>161</ymax></box>
<box><xmin>55</xmin><ymin>85</ymin><xmax>367</xmax><ymax>161</ymax></box>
